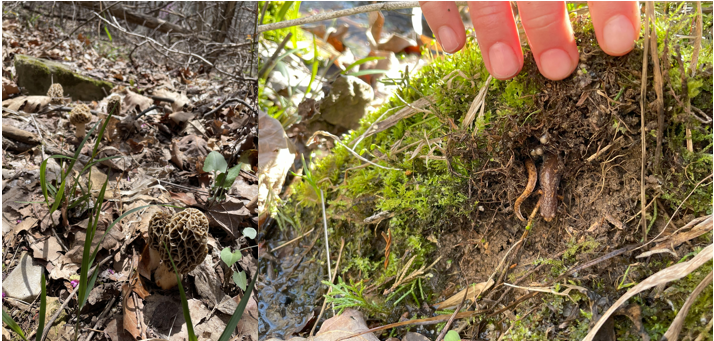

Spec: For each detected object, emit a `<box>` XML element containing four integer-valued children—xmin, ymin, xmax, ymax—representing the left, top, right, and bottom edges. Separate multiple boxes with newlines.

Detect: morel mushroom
<box><xmin>146</xmin><ymin>210</ymin><xmax>170</xmax><ymax>272</ymax></box>
<box><xmin>154</xmin><ymin>208</ymin><xmax>209</xmax><ymax>289</ymax></box>
<box><xmin>107</xmin><ymin>95</ymin><xmax>122</xmax><ymax>116</ymax></box>
<box><xmin>47</xmin><ymin>83</ymin><xmax>64</xmax><ymax>104</ymax></box>
<box><xmin>69</xmin><ymin>104</ymin><xmax>92</xmax><ymax>138</ymax></box>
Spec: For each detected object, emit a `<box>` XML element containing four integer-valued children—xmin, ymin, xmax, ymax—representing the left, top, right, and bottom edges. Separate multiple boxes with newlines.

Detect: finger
<box><xmin>588</xmin><ymin>1</ymin><xmax>641</xmax><ymax>56</ymax></box>
<box><xmin>468</xmin><ymin>2</ymin><xmax>523</xmax><ymax>79</ymax></box>
<box><xmin>419</xmin><ymin>1</ymin><xmax>466</xmax><ymax>53</ymax></box>
<box><xmin>517</xmin><ymin>1</ymin><xmax>579</xmax><ymax>80</ymax></box>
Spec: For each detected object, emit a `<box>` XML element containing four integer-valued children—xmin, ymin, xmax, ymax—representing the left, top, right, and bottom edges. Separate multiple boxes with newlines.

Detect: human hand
<box><xmin>419</xmin><ymin>2</ymin><xmax>641</xmax><ymax>80</ymax></box>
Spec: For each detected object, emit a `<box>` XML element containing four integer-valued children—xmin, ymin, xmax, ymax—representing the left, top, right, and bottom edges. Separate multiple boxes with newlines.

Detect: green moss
<box><xmin>14</xmin><ymin>54</ymin><xmax>113</xmax><ymax>101</ymax></box>
<box><xmin>278</xmin><ymin>3</ymin><xmax>714</xmax><ymax>333</ymax></box>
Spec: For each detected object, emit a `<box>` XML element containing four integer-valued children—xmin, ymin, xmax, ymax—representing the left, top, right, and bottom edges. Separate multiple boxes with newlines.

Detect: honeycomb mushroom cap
<box><xmin>69</xmin><ymin>104</ymin><xmax>92</xmax><ymax>125</ymax></box>
<box><xmin>107</xmin><ymin>95</ymin><xmax>122</xmax><ymax>115</ymax></box>
<box><xmin>148</xmin><ymin>211</ymin><xmax>170</xmax><ymax>251</ymax></box>
<box><xmin>47</xmin><ymin>83</ymin><xmax>64</xmax><ymax>103</ymax></box>
<box><xmin>159</xmin><ymin>208</ymin><xmax>209</xmax><ymax>274</ymax></box>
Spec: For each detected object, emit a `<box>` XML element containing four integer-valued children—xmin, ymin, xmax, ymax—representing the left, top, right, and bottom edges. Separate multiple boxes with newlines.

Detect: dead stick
<box><xmin>81</xmin><ymin>296</ymin><xmax>117</xmax><ymax>341</ymax></box>
<box><xmin>258</xmin><ymin>1</ymin><xmax>468</xmax><ymax>34</ymax></box>
<box><xmin>258</xmin><ymin>32</ymin><xmax>292</xmax><ymax>79</ymax></box>
<box><xmin>639</xmin><ymin>3</ymin><xmax>652</xmax><ymax>243</ymax></box>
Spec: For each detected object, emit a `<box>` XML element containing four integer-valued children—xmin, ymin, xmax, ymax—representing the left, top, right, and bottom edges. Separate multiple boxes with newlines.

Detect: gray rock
<box><xmin>3</xmin><ymin>252</ymin><xmax>44</xmax><ymax>301</ymax></box>
<box><xmin>14</xmin><ymin>54</ymin><xmax>114</xmax><ymax>101</ymax></box>
<box><xmin>319</xmin><ymin>76</ymin><xmax>374</xmax><ymax>130</ymax></box>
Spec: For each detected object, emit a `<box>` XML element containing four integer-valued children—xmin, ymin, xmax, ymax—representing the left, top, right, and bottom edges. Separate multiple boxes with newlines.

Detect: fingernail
<box><xmin>438</xmin><ymin>26</ymin><xmax>459</xmax><ymax>53</ymax></box>
<box><xmin>539</xmin><ymin>49</ymin><xmax>574</xmax><ymax>80</ymax></box>
<box><xmin>489</xmin><ymin>42</ymin><xmax>519</xmax><ymax>79</ymax></box>
<box><xmin>603</xmin><ymin>14</ymin><xmax>636</xmax><ymax>55</ymax></box>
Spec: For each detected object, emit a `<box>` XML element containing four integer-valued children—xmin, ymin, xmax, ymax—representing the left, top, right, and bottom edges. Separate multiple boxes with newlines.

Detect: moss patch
<box><xmin>14</xmin><ymin>54</ymin><xmax>114</xmax><ymax>101</ymax></box>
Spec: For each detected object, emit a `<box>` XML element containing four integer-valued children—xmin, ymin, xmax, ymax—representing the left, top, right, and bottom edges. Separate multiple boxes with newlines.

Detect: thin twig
<box><xmin>639</xmin><ymin>3</ymin><xmax>652</xmax><ymax>243</ymax></box>
<box><xmin>320</xmin><ymin>189</ymin><xmax>334</xmax><ymax>315</ymax></box>
<box><xmin>202</xmin><ymin>97</ymin><xmax>258</xmax><ymax>118</ymax></box>
<box><xmin>435</xmin><ymin>286</ymin><xmax>469</xmax><ymax>341</ymax></box>
<box><xmin>80</xmin><ymin>296</ymin><xmax>117</xmax><ymax>341</ymax></box>
<box><xmin>258</xmin><ymin>32</ymin><xmax>292</xmax><ymax>79</ymax></box>
<box><xmin>310</xmin><ymin>238</ymin><xmax>345</xmax><ymax>337</ymax></box>
<box><xmin>309</xmin><ymin>131</ymin><xmax>401</xmax><ymax>171</ymax></box>
<box><xmin>258</xmin><ymin>1</ymin><xmax>468</xmax><ymax>34</ymax></box>
<box><xmin>48</xmin><ymin>1</ymin><xmax>122</xmax><ymax>51</ymax></box>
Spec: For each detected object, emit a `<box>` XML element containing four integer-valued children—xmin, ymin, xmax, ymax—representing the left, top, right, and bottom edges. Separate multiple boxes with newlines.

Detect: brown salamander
<box><xmin>539</xmin><ymin>152</ymin><xmax>561</xmax><ymax>221</ymax></box>
<box><xmin>514</xmin><ymin>159</ymin><xmax>537</xmax><ymax>222</ymax></box>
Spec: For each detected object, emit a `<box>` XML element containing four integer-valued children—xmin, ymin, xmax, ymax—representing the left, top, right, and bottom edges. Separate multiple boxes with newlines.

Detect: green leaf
<box><xmin>342</xmin><ymin>56</ymin><xmax>385</xmax><ymax>74</ymax></box>
<box><xmin>35</xmin><ymin>272</ymin><xmax>46</xmax><ymax>341</ymax></box>
<box><xmin>445</xmin><ymin>330</ymin><xmax>461</xmax><ymax>341</ymax></box>
<box><xmin>232</xmin><ymin>271</ymin><xmax>247</xmax><ymax>291</ymax></box>
<box><xmin>303</xmin><ymin>35</ymin><xmax>319</xmax><ymax>99</ymax></box>
<box><xmin>2</xmin><ymin>309</ymin><xmax>28</xmax><ymax>341</ymax></box>
<box><xmin>104</xmin><ymin>26</ymin><xmax>112</xmax><ymax>42</ymax></box>
<box><xmin>345</xmin><ymin>69</ymin><xmax>389</xmax><ymax>77</ymax></box>
<box><xmin>203</xmin><ymin>151</ymin><xmax>227</xmax><ymax>173</ymax></box>
<box><xmin>217</xmin><ymin>270</ymin><xmax>258</xmax><ymax>341</ymax></box>
<box><xmin>220</xmin><ymin>247</ymin><xmax>242</xmax><ymax>267</ymax></box>
<box><xmin>242</xmin><ymin>228</ymin><xmax>257</xmax><ymax>240</ymax></box>
<box><xmin>223</xmin><ymin>164</ymin><xmax>242</xmax><ymax>188</ymax></box>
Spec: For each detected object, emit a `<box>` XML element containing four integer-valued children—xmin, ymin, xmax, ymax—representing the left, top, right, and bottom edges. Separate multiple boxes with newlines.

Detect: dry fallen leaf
<box><xmin>257</xmin><ymin>110</ymin><xmax>296</xmax><ymax>215</ymax></box>
<box><xmin>2</xmin><ymin>96</ymin><xmax>51</xmax><ymax>113</ymax></box>
<box><xmin>315</xmin><ymin>309</ymin><xmax>380</xmax><ymax>341</ymax></box>
<box><xmin>434</xmin><ymin>278</ymin><xmax>495</xmax><ymax>310</ymax></box>
<box><xmin>121</xmin><ymin>283</ymin><xmax>146</xmax><ymax>339</ymax></box>
<box><xmin>583</xmin><ymin>243</ymin><xmax>713</xmax><ymax>341</ymax></box>
<box><xmin>154</xmin><ymin>88</ymin><xmax>191</xmax><ymax>113</ymax></box>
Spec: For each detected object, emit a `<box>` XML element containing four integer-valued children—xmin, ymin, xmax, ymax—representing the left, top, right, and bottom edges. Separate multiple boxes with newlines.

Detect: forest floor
<box><xmin>2</xmin><ymin>4</ymin><xmax>258</xmax><ymax>341</ymax></box>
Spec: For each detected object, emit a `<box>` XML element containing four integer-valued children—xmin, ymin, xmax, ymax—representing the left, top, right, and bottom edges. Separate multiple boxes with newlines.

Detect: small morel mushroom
<box><xmin>69</xmin><ymin>104</ymin><xmax>92</xmax><ymax>139</ymax></box>
<box><xmin>47</xmin><ymin>83</ymin><xmax>64</xmax><ymax>104</ymax></box>
<box><xmin>107</xmin><ymin>95</ymin><xmax>122</xmax><ymax>116</ymax></box>
<box><xmin>154</xmin><ymin>208</ymin><xmax>209</xmax><ymax>289</ymax></box>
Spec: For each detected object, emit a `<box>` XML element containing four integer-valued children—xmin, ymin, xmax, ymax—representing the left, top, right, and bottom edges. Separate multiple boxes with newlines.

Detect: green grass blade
<box><xmin>341</xmin><ymin>56</ymin><xmax>385</xmax><ymax>74</ymax></box>
<box><xmin>78</xmin><ymin>172</ymin><xmax>109</xmax><ymax>310</ymax></box>
<box><xmin>2</xmin><ymin>309</ymin><xmax>29</xmax><ymax>341</ymax></box>
<box><xmin>88</xmin><ymin>204</ymin><xmax>157</xmax><ymax>267</ymax></box>
<box><xmin>345</xmin><ymin>69</ymin><xmax>389</xmax><ymax>77</ymax></box>
<box><xmin>275</xmin><ymin>1</ymin><xmax>294</xmax><ymax>22</ymax></box>
<box><xmin>77</xmin><ymin>212</ymin><xmax>96</xmax><ymax>311</ymax></box>
<box><xmin>35</xmin><ymin>272</ymin><xmax>46</xmax><ymax>341</ymax></box>
<box><xmin>80</xmin><ymin>266</ymin><xmax>101</xmax><ymax>310</ymax></box>
<box><xmin>162</xmin><ymin>241</ymin><xmax>198</xmax><ymax>341</ymax></box>
<box><xmin>303</xmin><ymin>35</ymin><xmax>319</xmax><ymax>99</ymax></box>
<box><xmin>217</xmin><ymin>270</ymin><xmax>259</xmax><ymax>341</ymax></box>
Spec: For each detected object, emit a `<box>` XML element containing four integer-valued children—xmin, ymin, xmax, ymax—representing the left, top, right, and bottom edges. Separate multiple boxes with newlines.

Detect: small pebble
<box><xmin>540</xmin><ymin>133</ymin><xmax>549</xmax><ymax>144</ymax></box>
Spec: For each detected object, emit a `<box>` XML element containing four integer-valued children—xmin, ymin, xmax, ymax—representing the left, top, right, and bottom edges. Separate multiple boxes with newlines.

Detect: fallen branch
<box><xmin>258</xmin><ymin>1</ymin><xmax>468</xmax><ymax>34</ymax></box>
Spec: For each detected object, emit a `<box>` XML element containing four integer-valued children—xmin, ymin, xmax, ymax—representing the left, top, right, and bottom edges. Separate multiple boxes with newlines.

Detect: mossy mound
<box><xmin>264</xmin><ymin>7</ymin><xmax>713</xmax><ymax>340</ymax></box>
<box><xmin>14</xmin><ymin>54</ymin><xmax>114</xmax><ymax>101</ymax></box>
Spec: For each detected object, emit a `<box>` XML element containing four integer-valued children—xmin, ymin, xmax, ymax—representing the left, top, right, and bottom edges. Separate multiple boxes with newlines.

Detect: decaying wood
<box><xmin>2</xmin><ymin>124</ymin><xmax>41</xmax><ymax>145</ymax></box>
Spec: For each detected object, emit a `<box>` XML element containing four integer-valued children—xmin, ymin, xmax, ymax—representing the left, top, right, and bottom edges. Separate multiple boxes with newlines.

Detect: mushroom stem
<box><xmin>76</xmin><ymin>123</ymin><xmax>86</xmax><ymax>138</ymax></box>
<box><xmin>155</xmin><ymin>262</ymin><xmax>179</xmax><ymax>290</ymax></box>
